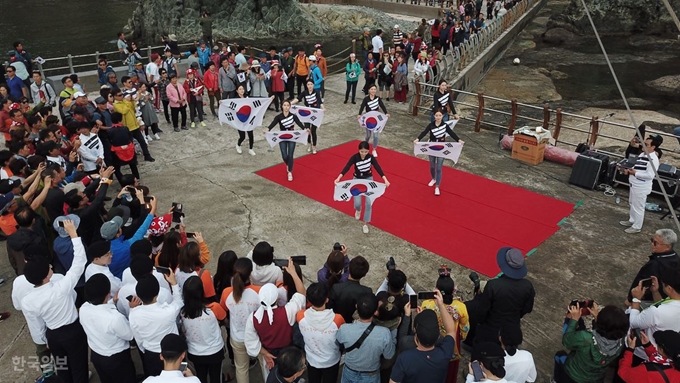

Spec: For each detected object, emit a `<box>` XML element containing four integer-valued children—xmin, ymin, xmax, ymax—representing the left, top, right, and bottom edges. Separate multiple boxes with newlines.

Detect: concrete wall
<box><xmin>301</xmin><ymin>0</ymin><xmax>441</xmax><ymax>19</ymax></box>
<box><xmin>450</xmin><ymin>0</ymin><xmax>547</xmax><ymax>97</ymax></box>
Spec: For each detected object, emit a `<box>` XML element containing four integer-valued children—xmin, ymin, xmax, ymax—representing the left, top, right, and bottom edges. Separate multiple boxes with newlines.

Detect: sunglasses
<box><xmin>6</xmin><ymin>70</ymin><xmax>14</xmax><ymax>73</ymax></box>
<box><xmin>651</xmin><ymin>238</ymin><xmax>662</xmax><ymax>246</ymax></box>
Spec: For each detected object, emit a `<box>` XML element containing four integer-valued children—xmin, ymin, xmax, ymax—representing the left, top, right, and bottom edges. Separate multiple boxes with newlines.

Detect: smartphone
<box><xmin>471</xmin><ymin>361</ymin><xmax>484</xmax><ymax>381</ymax></box>
<box><xmin>125</xmin><ymin>295</ymin><xmax>133</xmax><ymax>302</ymax></box>
<box><xmin>641</xmin><ymin>278</ymin><xmax>653</xmax><ymax>288</ymax></box>
<box><xmin>172</xmin><ymin>202</ymin><xmax>184</xmax><ymax>223</ymax></box>
<box><xmin>185</xmin><ymin>232</ymin><xmax>196</xmax><ymax>239</ymax></box>
<box><xmin>126</xmin><ymin>186</ymin><xmax>136</xmax><ymax>194</ymax></box>
<box><xmin>58</xmin><ymin>221</ymin><xmax>65</xmax><ymax>227</ymax></box>
<box><xmin>417</xmin><ymin>291</ymin><xmax>436</xmax><ymax>300</ymax></box>
<box><xmin>273</xmin><ymin>259</ymin><xmax>288</xmax><ymax>268</ymax></box>
<box><xmin>145</xmin><ymin>203</ymin><xmax>151</xmax><ymax>210</ymax></box>
<box><xmin>179</xmin><ymin>361</ymin><xmax>187</xmax><ymax>372</ymax></box>
<box><xmin>409</xmin><ymin>295</ymin><xmax>417</xmax><ymax>308</ymax></box>
<box><xmin>633</xmin><ymin>328</ymin><xmax>643</xmax><ymax>347</ymax></box>
<box><xmin>291</xmin><ymin>255</ymin><xmax>307</xmax><ymax>265</ymax></box>
<box><xmin>156</xmin><ymin>266</ymin><xmax>171</xmax><ymax>275</ymax></box>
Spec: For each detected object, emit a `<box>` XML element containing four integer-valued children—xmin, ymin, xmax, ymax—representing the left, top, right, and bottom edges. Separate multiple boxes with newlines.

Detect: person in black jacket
<box><xmin>108</xmin><ymin>112</ymin><xmax>139</xmax><ymax>185</ymax></box>
<box><xmin>7</xmin><ymin>205</ymin><xmax>50</xmax><ymax>275</ymax></box>
<box><xmin>626</xmin><ymin>228</ymin><xmax>680</xmax><ymax>304</ymax></box>
<box><xmin>334</xmin><ymin>141</ymin><xmax>390</xmax><ymax>234</ymax></box>
<box><xmin>472</xmin><ymin>247</ymin><xmax>535</xmax><ymax>344</ymax></box>
<box><xmin>64</xmin><ymin>166</ymin><xmax>115</xmax><ymax>246</ymax></box>
<box><xmin>327</xmin><ymin>255</ymin><xmax>373</xmax><ymax>323</ymax></box>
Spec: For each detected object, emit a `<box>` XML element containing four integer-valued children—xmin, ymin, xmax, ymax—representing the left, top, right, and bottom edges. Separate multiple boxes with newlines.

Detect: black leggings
<box><xmin>238</xmin><ymin>130</ymin><xmax>254</xmax><ymax>149</ymax></box>
<box><xmin>345</xmin><ymin>81</ymin><xmax>358</xmax><ymax>102</ymax></box>
<box><xmin>162</xmin><ymin>100</ymin><xmax>170</xmax><ymax>123</ymax></box>
<box><xmin>272</xmin><ymin>92</ymin><xmax>285</xmax><ymax>111</ymax></box>
<box><xmin>171</xmin><ymin>106</ymin><xmax>187</xmax><ymax>128</ymax></box>
<box><xmin>208</xmin><ymin>92</ymin><xmax>220</xmax><ymax>116</ymax></box>
<box><xmin>306</xmin><ymin>123</ymin><xmax>317</xmax><ymax>146</ymax></box>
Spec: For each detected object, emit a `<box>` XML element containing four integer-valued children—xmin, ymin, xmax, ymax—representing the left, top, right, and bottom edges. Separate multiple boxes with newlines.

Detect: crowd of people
<box><xmin>1</xmin><ymin>1</ymin><xmax>679</xmax><ymax>382</ymax></box>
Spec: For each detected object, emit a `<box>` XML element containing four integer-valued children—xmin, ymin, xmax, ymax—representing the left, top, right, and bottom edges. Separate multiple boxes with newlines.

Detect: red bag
<box><xmin>111</xmin><ymin>144</ymin><xmax>135</xmax><ymax>162</ymax></box>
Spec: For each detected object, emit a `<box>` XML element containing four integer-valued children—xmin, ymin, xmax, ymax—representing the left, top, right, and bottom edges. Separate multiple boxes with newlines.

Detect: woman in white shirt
<box><xmin>180</xmin><ymin>276</ymin><xmax>226</xmax><ymax>383</ymax></box>
<box><xmin>247</xmin><ymin>241</ymin><xmax>283</xmax><ymax>286</ymax></box>
<box><xmin>501</xmin><ymin>325</ymin><xmax>536</xmax><ymax>383</ymax></box>
<box><xmin>466</xmin><ymin>342</ymin><xmax>518</xmax><ymax>383</ymax></box>
<box><xmin>220</xmin><ymin>258</ymin><xmax>262</xmax><ymax>383</ymax></box>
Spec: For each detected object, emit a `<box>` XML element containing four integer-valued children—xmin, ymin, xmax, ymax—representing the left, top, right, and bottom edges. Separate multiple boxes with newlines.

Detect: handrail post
<box><xmin>147</xmin><ymin>46</ymin><xmax>152</xmax><ymax>62</ymax></box>
<box><xmin>95</xmin><ymin>51</ymin><xmax>100</xmax><ymax>63</ymax></box>
<box><xmin>508</xmin><ymin>99</ymin><xmax>518</xmax><ymax>135</ymax></box>
<box><xmin>553</xmin><ymin>108</ymin><xmax>562</xmax><ymax>142</ymax></box>
<box><xmin>542</xmin><ymin>104</ymin><xmax>550</xmax><ymax>129</ymax></box>
<box><xmin>412</xmin><ymin>79</ymin><xmax>421</xmax><ymax>116</ymax></box>
<box><xmin>475</xmin><ymin>92</ymin><xmax>485</xmax><ymax>132</ymax></box>
<box><xmin>589</xmin><ymin>116</ymin><xmax>599</xmax><ymax>146</ymax></box>
<box><xmin>248</xmin><ymin>46</ymin><xmax>253</xmax><ymax>61</ymax></box>
<box><xmin>37</xmin><ymin>62</ymin><xmax>46</xmax><ymax>80</ymax></box>
<box><xmin>352</xmin><ymin>40</ymin><xmax>356</xmax><ymax>55</ymax></box>
<box><xmin>67</xmin><ymin>54</ymin><xmax>74</xmax><ymax>74</ymax></box>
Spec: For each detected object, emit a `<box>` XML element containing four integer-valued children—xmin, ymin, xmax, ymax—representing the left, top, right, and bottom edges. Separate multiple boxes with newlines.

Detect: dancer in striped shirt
<box><xmin>431</xmin><ymin>80</ymin><xmax>460</xmax><ymax>122</ymax></box>
<box><xmin>264</xmin><ymin>100</ymin><xmax>307</xmax><ymax>181</ymax></box>
<box><xmin>335</xmin><ymin>141</ymin><xmax>390</xmax><ymax>234</ymax></box>
<box><xmin>291</xmin><ymin>79</ymin><xmax>325</xmax><ymax>154</ymax></box>
<box><xmin>414</xmin><ymin>108</ymin><xmax>464</xmax><ymax>196</ymax></box>
<box><xmin>357</xmin><ymin>84</ymin><xmax>389</xmax><ymax>158</ymax></box>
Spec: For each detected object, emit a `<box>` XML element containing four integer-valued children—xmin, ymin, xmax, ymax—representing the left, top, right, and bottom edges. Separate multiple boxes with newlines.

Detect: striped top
<box><xmin>418</xmin><ymin>121</ymin><xmax>460</xmax><ymax>142</ymax></box>
<box><xmin>629</xmin><ymin>151</ymin><xmax>659</xmax><ymax>185</ymax></box>
<box><xmin>340</xmin><ymin>153</ymin><xmax>386</xmax><ymax>179</ymax></box>
<box><xmin>432</xmin><ymin>90</ymin><xmax>457</xmax><ymax>114</ymax></box>
<box><xmin>298</xmin><ymin>89</ymin><xmax>322</xmax><ymax>108</ymax></box>
<box><xmin>267</xmin><ymin>112</ymin><xmax>304</xmax><ymax>131</ymax></box>
<box><xmin>358</xmin><ymin>95</ymin><xmax>388</xmax><ymax>115</ymax></box>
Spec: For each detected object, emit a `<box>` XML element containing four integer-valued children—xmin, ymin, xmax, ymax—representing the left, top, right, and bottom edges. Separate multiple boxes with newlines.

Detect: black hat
<box><xmin>654</xmin><ymin>330</ymin><xmax>680</xmax><ymax>359</ymax></box>
<box><xmin>472</xmin><ymin>341</ymin><xmax>506</xmax><ymax>362</ymax></box>
<box><xmin>130</xmin><ymin>239</ymin><xmax>152</xmax><ymax>258</ymax></box>
<box><xmin>160</xmin><ymin>333</ymin><xmax>187</xmax><ymax>356</ymax></box>
<box><xmin>135</xmin><ymin>274</ymin><xmax>160</xmax><ymax>302</ymax></box>
<box><xmin>0</xmin><ymin>178</ymin><xmax>21</xmax><ymax>194</ymax></box>
<box><xmin>87</xmin><ymin>241</ymin><xmax>111</xmax><ymax>262</ymax></box>
<box><xmin>85</xmin><ymin>273</ymin><xmax>111</xmax><ymax>304</ymax></box>
<box><xmin>415</xmin><ymin>309</ymin><xmax>440</xmax><ymax>347</ymax></box>
<box><xmin>24</xmin><ymin>256</ymin><xmax>51</xmax><ymax>286</ymax></box>
<box><xmin>130</xmin><ymin>255</ymin><xmax>154</xmax><ymax>281</ymax></box>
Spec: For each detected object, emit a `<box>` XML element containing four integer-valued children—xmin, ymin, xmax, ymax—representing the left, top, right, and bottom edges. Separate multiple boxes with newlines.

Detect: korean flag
<box><xmin>264</xmin><ymin>130</ymin><xmax>309</xmax><ymax>147</ymax></box>
<box><xmin>358</xmin><ymin>111</ymin><xmax>388</xmax><ymax>134</ymax></box>
<box><xmin>291</xmin><ymin>105</ymin><xmax>324</xmax><ymax>127</ymax></box>
<box><xmin>414</xmin><ymin>142</ymin><xmax>463</xmax><ymax>164</ymax></box>
<box><xmin>219</xmin><ymin>97</ymin><xmax>273</xmax><ymax>131</ymax></box>
<box><xmin>334</xmin><ymin>179</ymin><xmax>386</xmax><ymax>203</ymax></box>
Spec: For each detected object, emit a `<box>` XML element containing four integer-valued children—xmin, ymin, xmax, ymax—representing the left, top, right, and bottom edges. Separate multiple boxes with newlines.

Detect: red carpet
<box><xmin>256</xmin><ymin>141</ymin><xmax>574</xmax><ymax>276</ymax></box>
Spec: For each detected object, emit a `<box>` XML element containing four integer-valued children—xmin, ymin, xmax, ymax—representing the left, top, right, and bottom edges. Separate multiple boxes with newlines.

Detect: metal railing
<box><xmin>407</xmin><ymin>0</ymin><xmax>531</xmax><ymax>102</ymax></box>
<box><xmin>411</xmin><ymin>81</ymin><xmax>676</xmax><ymax>159</ymax></box>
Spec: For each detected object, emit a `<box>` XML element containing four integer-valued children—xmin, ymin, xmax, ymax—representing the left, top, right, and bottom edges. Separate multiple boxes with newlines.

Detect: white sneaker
<box><xmin>619</xmin><ymin>220</ymin><xmax>633</xmax><ymax>227</ymax></box>
<box><xmin>362</xmin><ymin>224</ymin><xmax>369</xmax><ymax>234</ymax></box>
<box><xmin>625</xmin><ymin>227</ymin><xmax>641</xmax><ymax>234</ymax></box>
<box><xmin>236</xmin><ymin>144</ymin><xmax>242</xmax><ymax>154</ymax></box>
<box><xmin>146</xmin><ymin>135</ymin><xmax>153</xmax><ymax>142</ymax></box>
<box><xmin>428</xmin><ymin>179</ymin><xmax>436</xmax><ymax>187</ymax></box>
<box><xmin>312</xmin><ymin>147</ymin><xmax>317</xmax><ymax>154</ymax></box>
<box><xmin>435</xmin><ymin>187</ymin><xmax>440</xmax><ymax>196</ymax></box>
<box><xmin>200</xmin><ymin>121</ymin><xmax>206</xmax><ymax>127</ymax></box>
<box><xmin>307</xmin><ymin>146</ymin><xmax>312</xmax><ymax>152</ymax></box>
<box><xmin>248</xmin><ymin>149</ymin><xmax>256</xmax><ymax>156</ymax></box>
<box><xmin>355</xmin><ymin>210</ymin><xmax>361</xmax><ymax>220</ymax></box>
<box><xmin>191</xmin><ymin>122</ymin><xmax>196</xmax><ymax>128</ymax></box>
<box><xmin>372</xmin><ymin>149</ymin><xmax>378</xmax><ymax>157</ymax></box>
<box><xmin>154</xmin><ymin>133</ymin><xmax>161</xmax><ymax>140</ymax></box>
<box><xmin>287</xmin><ymin>172</ymin><xmax>293</xmax><ymax>181</ymax></box>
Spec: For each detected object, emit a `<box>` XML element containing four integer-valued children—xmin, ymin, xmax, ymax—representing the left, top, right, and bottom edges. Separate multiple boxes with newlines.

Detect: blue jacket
<box><xmin>196</xmin><ymin>47</ymin><xmax>212</xmax><ymax>66</ymax></box>
<box><xmin>109</xmin><ymin>213</ymin><xmax>154</xmax><ymax>278</ymax></box>
<box><xmin>310</xmin><ymin>65</ymin><xmax>323</xmax><ymax>90</ymax></box>
<box><xmin>97</xmin><ymin>65</ymin><xmax>115</xmax><ymax>86</ymax></box>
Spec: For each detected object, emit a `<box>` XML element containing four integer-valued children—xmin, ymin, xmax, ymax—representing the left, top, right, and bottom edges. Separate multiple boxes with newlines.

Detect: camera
<box><xmin>172</xmin><ymin>202</ymin><xmax>185</xmax><ymax>223</ymax></box>
<box><xmin>273</xmin><ymin>255</ymin><xmax>307</xmax><ymax>268</ymax></box>
<box><xmin>386</xmin><ymin>256</ymin><xmax>396</xmax><ymax>271</ymax></box>
<box><xmin>333</xmin><ymin>242</ymin><xmax>342</xmax><ymax>251</ymax></box>
<box><xmin>569</xmin><ymin>299</ymin><xmax>594</xmax><ymax>316</ymax></box>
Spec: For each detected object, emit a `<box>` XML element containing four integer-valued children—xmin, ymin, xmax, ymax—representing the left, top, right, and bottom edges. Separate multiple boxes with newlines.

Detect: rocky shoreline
<box><xmin>128</xmin><ymin>1</ymin><xmax>418</xmax><ymax>42</ymax></box>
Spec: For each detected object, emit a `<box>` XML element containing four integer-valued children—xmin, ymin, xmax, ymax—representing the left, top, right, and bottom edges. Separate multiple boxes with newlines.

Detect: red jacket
<box><xmin>183</xmin><ymin>77</ymin><xmax>204</xmax><ymax>100</ymax></box>
<box><xmin>203</xmin><ymin>70</ymin><xmax>219</xmax><ymax>92</ymax></box>
<box><xmin>270</xmin><ymin>70</ymin><xmax>285</xmax><ymax>93</ymax></box>
<box><xmin>618</xmin><ymin>347</ymin><xmax>680</xmax><ymax>383</ymax></box>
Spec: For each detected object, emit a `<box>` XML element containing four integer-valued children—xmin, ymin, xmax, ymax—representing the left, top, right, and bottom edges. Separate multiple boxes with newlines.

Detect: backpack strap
<box><xmin>648</xmin><ymin>363</ymin><xmax>671</xmax><ymax>383</ymax></box>
<box><xmin>343</xmin><ymin>323</ymin><xmax>375</xmax><ymax>353</ymax></box>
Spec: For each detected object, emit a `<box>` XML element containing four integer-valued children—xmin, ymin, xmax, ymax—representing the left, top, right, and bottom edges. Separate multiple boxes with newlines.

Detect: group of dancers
<box><xmin>235</xmin><ymin>79</ymin><xmax>464</xmax><ymax>233</ymax></box>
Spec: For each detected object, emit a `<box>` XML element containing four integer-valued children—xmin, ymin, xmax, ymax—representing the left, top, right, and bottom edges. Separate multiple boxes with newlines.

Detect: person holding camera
<box><xmin>618</xmin><ymin>329</ymin><xmax>680</xmax><ymax>382</ymax></box>
<box><xmin>317</xmin><ymin>244</ymin><xmax>350</xmax><ymax>289</ymax></box>
<box><xmin>552</xmin><ymin>303</ymin><xmax>628</xmax><ymax>383</ymax></box>
<box><xmin>626</xmin><ymin>229</ymin><xmax>680</xmax><ymax>305</ymax></box>
<box><xmin>466</xmin><ymin>342</ymin><xmax>515</xmax><ymax>383</ymax></box>
<box><xmin>247</xmin><ymin>241</ymin><xmax>283</xmax><ymax>286</ymax></box>
<box><xmin>418</xmin><ymin>268</ymin><xmax>469</xmax><ymax>383</ymax></box>
<box><xmin>628</xmin><ymin>267</ymin><xmax>680</xmax><ymax>363</ymax></box>
<box><xmin>619</xmin><ymin>134</ymin><xmax>662</xmax><ymax>234</ymax></box>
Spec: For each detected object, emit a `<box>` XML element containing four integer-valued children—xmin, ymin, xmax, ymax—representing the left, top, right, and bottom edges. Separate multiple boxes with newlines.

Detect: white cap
<box><xmin>73</xmin><ymin>91</ymin><xmax>87</xmax><ymax>98</ymax></box>
<box><xmin>308</xmin><ymin>55</ymin><xmax>317</xmax><ymax>61</ymax></box>
<box><xmin>394</xmin><ymin>24</ymin><xmax>400</xmax><ymax>29</ymax></box>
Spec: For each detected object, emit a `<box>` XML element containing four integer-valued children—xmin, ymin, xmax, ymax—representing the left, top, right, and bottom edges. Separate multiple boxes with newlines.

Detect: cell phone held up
<box><xmin>409</xmin><ymin>295</ymin><xmax>417</xmax><ymax>308</ymax></box>
<box><xmin>172</xmin><ymin>202</ymin><xmax>184</xmax><ymax>223</ymax></box>
<box><xmin>471</xmin><ymin>361</ymin><xmax>484</xmax><ymax>381</ymax></box>
<box><xmin>569</xmin><ymin>299</ymin><xmax>594</xmax><ymax>316</ymax></box>
<box><xmin>156</xmin><ymin>266</ymin><xmax>172</xmax><ymax>275</ymax></box>
<box><xmin>417</xmin><ymin>291</ymin><xmax>437</xmax><ymax>300</ymax></box>
<box><xmin>273</xmin><ymin>255</ymin><xmax>307</xmax><ymax>268</ymax></box>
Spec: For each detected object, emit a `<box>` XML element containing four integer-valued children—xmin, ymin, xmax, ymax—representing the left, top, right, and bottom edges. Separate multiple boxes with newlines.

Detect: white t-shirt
<box><xmin>372</xmin><ymin>35</ymin><xmax>384</xmax><ymax>54</ymax></box>
<box><xmin>222</xmin><ymin>286</ymin><xmax>261</xmax><ymax>342</ymax></box>
<box><xmin>181</xmin><ymin>305</ymin><xmax>225</xmax><ymax>356</ymax></box>
<box><xmin>146</xmin><ymin>62</ymin><xmax>160</xmax><ymax>82</ymax></box>
<box><xmin>504</xmin><ymin>350</ymin><xmax>537</xmax><ymax>383</ymax></box>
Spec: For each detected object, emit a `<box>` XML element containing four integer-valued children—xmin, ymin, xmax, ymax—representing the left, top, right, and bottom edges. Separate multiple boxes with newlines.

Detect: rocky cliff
<box><xmin>548</xmin><ymin>0</ymin><xmax>680</xmax><ymax>35</ymax></box>
<box><xmin>128</xmin><ymin>0</ymin><xmax>417</xmax><ymax>42</ymax></box>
